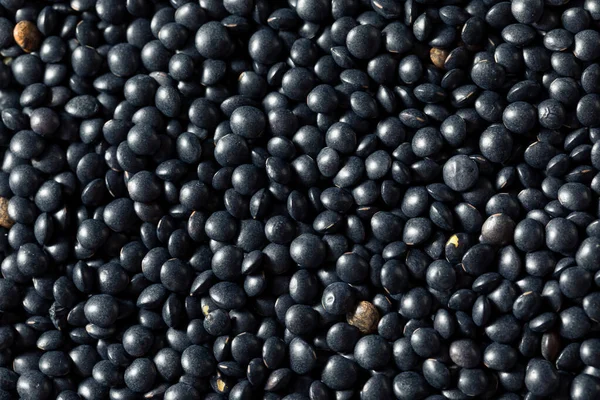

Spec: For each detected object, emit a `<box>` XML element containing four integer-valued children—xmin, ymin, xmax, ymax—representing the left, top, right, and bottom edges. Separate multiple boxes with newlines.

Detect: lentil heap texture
<box><xmin>2</xmin><ymin>0</ymin><xmax>600</xmax><ymax>399</ymax></box>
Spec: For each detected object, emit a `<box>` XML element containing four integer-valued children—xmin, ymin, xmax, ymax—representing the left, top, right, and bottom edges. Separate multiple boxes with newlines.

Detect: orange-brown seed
<box><xmin>0</xmin><ymin>197</ymin><xmax>14</xmax><ymax>229</ymax></box>
<box><xmin>347</xmin><ymin>301</ymin><xmax>380</xmax><ymax>334</ymax></box>
<box><xmin>14</xmin><ymin>21</ymin><xmax>42</xmax><ymax>53</ymax></box>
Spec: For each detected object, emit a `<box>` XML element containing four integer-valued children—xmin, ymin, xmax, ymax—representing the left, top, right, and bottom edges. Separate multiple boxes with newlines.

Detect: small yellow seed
<box><xmin>430</xmin><ymin>48</ymin><xmax>449</xmax><ymax>69</ymax></box>
<box><xmin>448</xmin><ymin>234</ymin><xmax>460</xmax><ymax>248</ymax></box>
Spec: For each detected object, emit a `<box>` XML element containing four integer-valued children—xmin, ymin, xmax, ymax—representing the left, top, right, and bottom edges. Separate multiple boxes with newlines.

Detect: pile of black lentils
<box><xmin>5</xmin><ymin>0</ymin><xmax>600</xmax><ymax>398</ymax></box>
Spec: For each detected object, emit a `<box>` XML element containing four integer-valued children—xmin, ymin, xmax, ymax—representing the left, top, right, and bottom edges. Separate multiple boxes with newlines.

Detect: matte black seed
<box><xmin>346</xmin><ymin>25</ymin><xmax>381</xmax><ymax>60</ymax></box>
<box><xmin>484</xmin><ymin>342</ymin><xmax>518</xmax><ymax>371</ymax></box>
<box><xmin>393</xmin><ymin>371</ymin><xmax>428</xmax><ymax>400</ymax></box>
<box><xmin>577</xmin><ymin>237</ymin><xmax>600</xmax><ymax>271</ymax></box>
<box><xmin>17</xmin><ymin>371</ymin><xmax>51</xmax><ymax>400</ymax></box>
<box><xmin>289</xmin><ymin>337</ymin><xmax>317</xmax><ymax>374</ymax></box>
<box><xmin>560</xmin><ymin>306</ymin><xmax>591</xmax><ymax>339</ymax></box>
<box><xmin>574</xmin><ymin>30</ymin><xmax>600</xmax><ymax>61</ymax></box>
<box><xmin>525</xmin><ymin>358</ymin><xmax>559</xmax><ymax>396</ymax></box>
<box><xmin>209</xmin><ymin>282</ymin><xmax>247</xmax><ymax>310</ymax></box>
<box><xmin>410</xmin><ymin>328</ymin><xmax>440</xmax><ymax>358</ymax></box>
<box><xmin>481</xmin><ymin>213</ymin><xmax>515</xmax><ymax>245</ymax></box>
<box><xmin>321</xmin><ymin>355</ymin><xmax>357</xmax><ymax>391</ymax></box>
<box><xmin>578</xmin><ymin>94</ymin><xmax>600</xmax><ymax>127</ymax></box>
<box><xmin>84</xmin><ymin>294</ymin><xmax>118</xmax><ymax>328</ymax></box>
<box><xmin>571</xmin><ymin>374</ymin><xmax>600</xmax><ymax>400</ymax></box>
<box><xmin>443</xmin><ymin>155</ymin><xmax>479</xmax><ymax>192</ymax></box>
<box><xmin>181</xmin><ymin>345</ymin><xmax>215</xmax><ymax>377</ymax></box>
